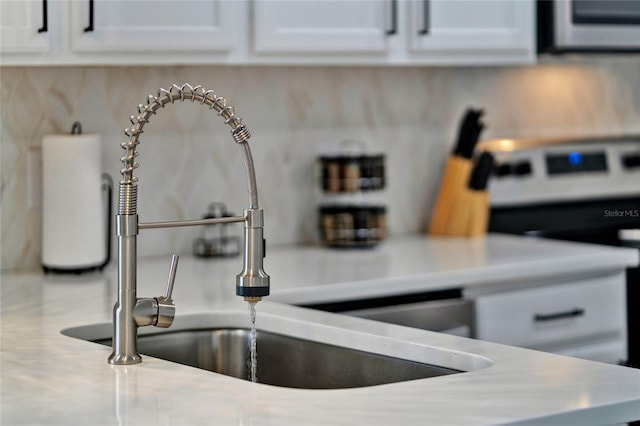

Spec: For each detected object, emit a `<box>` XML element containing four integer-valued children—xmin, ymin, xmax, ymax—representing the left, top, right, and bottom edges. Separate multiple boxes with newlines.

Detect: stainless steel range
<box><xmin>482</xmin><ymin>135</ymin><xmax>640</xmax><ymax>367</ymax></box>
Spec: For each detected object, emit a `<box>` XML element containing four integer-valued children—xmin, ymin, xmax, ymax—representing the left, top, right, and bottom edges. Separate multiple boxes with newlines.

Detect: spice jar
<box><xmin>319</xmin><ymin>154</ymin><xmax>385</xmax><ymax>193</ymax></box>
<box><xmin>318</xmin><ymin>205</ymin><xmax>387</xmax><ymax>248</ymax></box>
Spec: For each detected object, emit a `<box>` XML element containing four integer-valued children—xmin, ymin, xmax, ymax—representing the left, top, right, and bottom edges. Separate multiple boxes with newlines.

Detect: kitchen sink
<box><xmin>95</xmin><ymin>328</ymin><xmax>461</xmax><ymax>388</ymax></box>
<box><xmin>62</xmin><ymin>311</ymin><xmax>491</xmax><ymax>389</ymax></box>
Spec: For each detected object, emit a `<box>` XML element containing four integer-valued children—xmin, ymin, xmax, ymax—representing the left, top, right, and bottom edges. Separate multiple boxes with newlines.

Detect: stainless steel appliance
<box><xmin>482</xmin><ymin>135</ymin><xmax>640</xmax><ymax>367</ymax></box>
<box><xmin>538</xmin><ymin>0</ymin><xmax>640</xmax><ymax>53</ymax></box>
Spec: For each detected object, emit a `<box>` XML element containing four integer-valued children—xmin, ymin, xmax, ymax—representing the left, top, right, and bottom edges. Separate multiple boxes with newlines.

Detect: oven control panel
<box><xmin>545</xmin><ymin>151</ymin><xmax>607</xmax><ymax>175</ymax></box>
<box><xmin>480</xmin><ymin>137</ymin><xmax>640</xmax><ymax>207</ymax></box>
<box><xmin>622</xmin><ymin>152</ymin><xmax>640</xmax><ymax>169</ymax></box>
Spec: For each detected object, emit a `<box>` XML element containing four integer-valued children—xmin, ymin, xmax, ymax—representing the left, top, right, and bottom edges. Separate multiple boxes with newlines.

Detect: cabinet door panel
<box><xmin>0</xmin><ymin>0</ymin><xmax>50</xmax><ymax>53</ymax></box>
<box><xmin>71</xmin><ymin>0</ymin><xmax>238</xmax><ymax>52</ymax></box>
<box><xmin>254</xmin><ymin>0</ymin><xmax>391</xmax><ymax>53</ymax></box>
<box><xmin>410</xmin><ymin>0</ymin><xmax>533</xmax><ymax>52</ymax></box>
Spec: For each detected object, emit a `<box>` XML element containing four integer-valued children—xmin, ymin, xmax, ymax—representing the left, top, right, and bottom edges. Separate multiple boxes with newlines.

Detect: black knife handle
<box><xmin>469</xmin><ymin>152</ymin><xmax>495</xmax><ymax>191</ymax></box>
<box><xmin>453</xmin><ymin>108</ymin><xmax>484</xmax><ymax>159</ymax></box>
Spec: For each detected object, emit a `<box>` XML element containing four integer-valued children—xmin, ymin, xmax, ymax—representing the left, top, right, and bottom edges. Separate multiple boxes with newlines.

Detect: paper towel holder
<box><xmin>41</xmin><ymin>172</ymin><xmax>113</xmax><ymax>274</ymax></box>
<box><xmin>42</xmin><ymin>122</ymin><xmax>113</xmax><ymax>274</ymax></box>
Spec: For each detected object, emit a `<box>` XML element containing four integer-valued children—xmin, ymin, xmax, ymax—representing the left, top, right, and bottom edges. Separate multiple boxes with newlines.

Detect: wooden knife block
<box><xmin>429</xmin><ymin>156</ymin><xmax>489</xmax><ymax>237</ymax></box>
<box><xmin>428</xmin><ymin>156</ymin><xmax>472</xmax><ymax>235</ymax></box>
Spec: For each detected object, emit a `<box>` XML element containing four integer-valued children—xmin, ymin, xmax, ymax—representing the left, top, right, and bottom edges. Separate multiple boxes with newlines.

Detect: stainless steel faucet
<box><xmin>108</xmin><ymin>84</ymin><xmax>270</xmax><ymax>365</ymax></box>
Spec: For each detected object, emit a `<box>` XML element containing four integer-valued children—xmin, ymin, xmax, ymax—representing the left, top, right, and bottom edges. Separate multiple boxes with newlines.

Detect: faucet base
<box><xmin>108</xmin><ymin>352</ymin><xmax>142</xmax><ymax>365</ymax></box>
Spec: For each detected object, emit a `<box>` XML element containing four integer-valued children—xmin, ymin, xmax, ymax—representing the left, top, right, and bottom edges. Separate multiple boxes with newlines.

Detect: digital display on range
<box><xmin>545</xmin><ymin>151</ymin><xmax>608</xmax><ymax>175</ymax></box>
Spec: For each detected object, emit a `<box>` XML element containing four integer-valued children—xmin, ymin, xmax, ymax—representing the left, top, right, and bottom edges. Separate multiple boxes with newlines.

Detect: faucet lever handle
<box><xmin>155</xmin><ymin>254</ymin><xmax>179</xmax><ymax>329</ymax></box>
<box><xmin>164</xmin><ymin>254</ymin><xmax>179</xmax><ymax>300</ymax></box>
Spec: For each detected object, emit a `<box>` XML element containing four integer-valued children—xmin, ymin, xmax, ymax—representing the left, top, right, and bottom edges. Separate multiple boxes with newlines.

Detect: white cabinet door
<box><xmin>253</xmin><ymin>0</ymin><xmax>393</xmax><ymax>53</ymax></box>
<box><xmin>408</xmin><ymin>0</ymin><xmax>534</xmax><ymax>64</ymax></box>
<box><xmin>0</xmin><ymin>0</ymin><xmax>51</xmax><ymax>53</ymax></box>
<box><xmin>70</xmin><ymin>0</ymin><xmax>239</xmax><ymax>52</ymax></box>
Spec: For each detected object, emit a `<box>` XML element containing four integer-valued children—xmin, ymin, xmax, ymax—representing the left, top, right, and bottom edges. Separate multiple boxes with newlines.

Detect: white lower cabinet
<box><xmin>473</xmin><ymin>273</ymin><xmax>628</xmax><ymax>364</ymax></box>
<box><xmin>555</xmin><ymin>340</ymin><xmax>628</xmax><ymax>364</ymax></box>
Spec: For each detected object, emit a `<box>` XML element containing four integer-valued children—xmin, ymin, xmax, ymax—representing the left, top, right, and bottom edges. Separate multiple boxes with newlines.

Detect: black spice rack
<box><xmin>316</xmin><ymin>141</ymin><xmax>387</xmax><ymax>248</ymax></box>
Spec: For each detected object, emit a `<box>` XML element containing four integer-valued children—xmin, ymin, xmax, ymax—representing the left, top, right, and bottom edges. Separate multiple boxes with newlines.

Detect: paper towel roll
<box><xmin>42</xmin><ymin>132</ymin><xmax>110</xmax><ymax>272</ymax></box>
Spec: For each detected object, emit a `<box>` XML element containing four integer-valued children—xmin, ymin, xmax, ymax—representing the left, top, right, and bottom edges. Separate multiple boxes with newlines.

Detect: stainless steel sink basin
<box><xmin>94</xmin><ymin>328</ymin><xmax>460</xmax><ymax>388</ymax></box>
<box><xmin>62</xmin><ymin>311</ymin><xmax>492</xmax><ymax>389</ymax></box>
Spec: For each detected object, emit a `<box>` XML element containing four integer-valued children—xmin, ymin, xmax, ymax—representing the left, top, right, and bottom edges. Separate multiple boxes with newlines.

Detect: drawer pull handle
<box><xmin>386</xmin><ymin>0</ymin><xmax>398</xmax><ymax>35</ymax></box>
<box><xmin>84</xmin><ymin>0</ymin><xmax>94</xmax><ymax>32</ymax></box>
<box><xmin>534</xmin><ymin>308</ymin><xmax>585</xmax><ymax>322</ymax></box>
<box><xmin>418</xmin><ymin>0</ymin><xmax>430</xmax><ymax>35</ymax></box>
<box><xmin>38</xmin><ymin>0</ymin><xmax>48</xmax><ymax>33</ymax></box>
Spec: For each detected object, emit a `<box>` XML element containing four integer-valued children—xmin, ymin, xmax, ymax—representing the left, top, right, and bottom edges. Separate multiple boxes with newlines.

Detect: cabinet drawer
<box><xmin>475</xmin><ymin>274</ymin><xmax>626</xmax><ymax>349</ymax></box>
<box><xmin>555</xmin><ymin>339</ymin><xmax>626</xmax><ymax>364</ymax></box>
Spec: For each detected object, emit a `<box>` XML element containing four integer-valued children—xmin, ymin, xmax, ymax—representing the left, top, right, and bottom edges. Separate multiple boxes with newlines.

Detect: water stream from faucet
<box><xmin>248</xmin><ymin>301</ymin><xmax>258</xmax><ymax>383</ymax></box>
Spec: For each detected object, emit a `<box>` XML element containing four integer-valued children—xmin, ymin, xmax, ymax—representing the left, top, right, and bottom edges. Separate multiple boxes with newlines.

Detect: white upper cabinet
<box><xmin>1</xmin><ymin>0</ymin><xmax>244</xmax><ymax>65</ymax></box>
<box><xmin>70</xmin><ymin>0</ymin><xmax>238</xmax><ymax>53</ymax></box>
<box><xmin>251</xmin><ymin>0</ymin><xmax>535</xmax><ymax>65</ymax></box>
<box><xmin>253</xmin><ymin>0</ymin><xmax>392</xmax><ymax>53</ymax></box>
<box><xmin>408</xmin><ymin>0</ymin><xmax>535</xmax><ymax>64</ymax></box>
<box><xmin>0</xmin><ymin>1</ymin><xmax>51</xmax><ymax>55</ymax></box>
<box><xmin>0</xmin><ymin>0</ymin><xmax>535</xmax><ymax>66</ymax></box>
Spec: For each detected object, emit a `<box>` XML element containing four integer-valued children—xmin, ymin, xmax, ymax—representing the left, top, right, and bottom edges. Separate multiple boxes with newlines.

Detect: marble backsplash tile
<box><xmin>2</xmin><ymin>59</ymin><xmax>639</xmax><ymax>271</ymax></box>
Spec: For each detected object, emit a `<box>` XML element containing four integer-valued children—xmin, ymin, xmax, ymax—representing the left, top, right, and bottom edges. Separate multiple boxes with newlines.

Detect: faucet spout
<box><xmin>120</xmin><ymin>83</ymin><xmax>259</xmax><ymax>208</ymax></box>
<box><xmin>236</xmin><ymin>209</ymin><xmax>270</xmax><ymax>299</ymax></box>
<box><xmin>109</xmin><ymin>84</ymin><xmax>270</xmax><ymax>366</ymax></box>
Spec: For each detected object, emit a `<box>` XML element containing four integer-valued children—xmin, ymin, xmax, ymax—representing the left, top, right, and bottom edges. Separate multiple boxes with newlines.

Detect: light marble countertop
<box><xmin>264</xmin><ymin>233</ymin><xmax>639</xmax><ymax>303</ymax></box>
<box><xmin>2</xmin><ymin>234</ymin><xmax>639</xmax><ymax>425</ymax></box>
